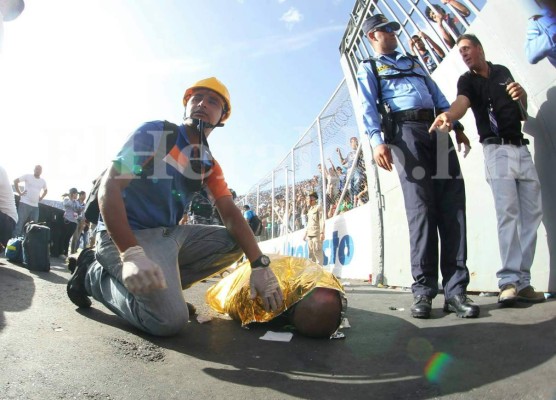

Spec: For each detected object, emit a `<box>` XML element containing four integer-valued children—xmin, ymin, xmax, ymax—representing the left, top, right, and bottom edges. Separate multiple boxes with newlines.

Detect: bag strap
<box><xmin>162</xmin><ymin>120</ymin><xmax>180</xmax><ymax>152</ymax></box>
<box><xmin>84</xmin><ymin>121</ymin><xmax>180</xmax><ymax>223</ymax></box>
<box><xmin>140</xmin><ymin>121</ymin><xmax>180</xmax><ymax>176</ymax></box>
<box><xmin>365</xmin><ymin>57</ymin><xmax>386</xmax><ymax>116</ymax></box>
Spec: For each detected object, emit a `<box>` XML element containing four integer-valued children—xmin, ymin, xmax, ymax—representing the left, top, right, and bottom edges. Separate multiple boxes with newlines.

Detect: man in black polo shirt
<box><xmin>430</xmin><ymin>34</ymin><xmax>545</xmax><ymax>306</ymax></box>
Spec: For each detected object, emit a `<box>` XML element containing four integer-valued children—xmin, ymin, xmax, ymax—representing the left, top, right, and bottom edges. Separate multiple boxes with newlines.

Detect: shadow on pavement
<box><xmin>78</xmin><ymin>303</ymin><xmax>556</xmax><ymax>399</ymax></box>
<box><xmin>0</xmin><ymin>266</ymin><xmax>35</xmax><ymax>331</ymax></box>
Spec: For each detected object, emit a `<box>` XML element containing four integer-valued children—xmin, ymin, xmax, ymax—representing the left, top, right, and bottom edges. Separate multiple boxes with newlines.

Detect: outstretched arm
<box><xmin>408</xmin><ymin>38</ymin><xmax>417</xmax><ymax>55</ymax></box>
<box><xmin>429</xmin><ymin>95</ymin><xmax>471</xmax><ymax>133</ymax></box>
<box><xmin>327</xmin><ymin>158</ymin><xmax>339</xmax><ymax>176</ymax></box>
<box><xmin>336</xmin><ymin>148</ymin><xmax>346</xmax><ymax>165</ymax></box>
<box><xmin>420</xmin><ymin>31</ymin><xmax>445</xmax><ymax>58</ymax></box>
<box><xmin>442</xmin><ymin>0</ymin><xmax>470</xmax><ymax>17</ymax></box>
<box><xmin>436</xmin><ymin>18</ymin><xmax>455</xmax><ymax>48</ymax></box>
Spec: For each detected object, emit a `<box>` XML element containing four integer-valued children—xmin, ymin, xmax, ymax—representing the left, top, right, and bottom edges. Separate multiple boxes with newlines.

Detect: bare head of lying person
<box><xmin>206</xmin><ymin>255</ymin><xmax>346</xmax><ymax>338</ymax></box>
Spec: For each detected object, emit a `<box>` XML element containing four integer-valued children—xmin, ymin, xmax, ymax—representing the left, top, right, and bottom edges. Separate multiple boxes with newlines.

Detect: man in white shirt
<box><xmin>13</xmin><ymin>165</ymin><xmax>47</xmax><ymax>236</ymax></box>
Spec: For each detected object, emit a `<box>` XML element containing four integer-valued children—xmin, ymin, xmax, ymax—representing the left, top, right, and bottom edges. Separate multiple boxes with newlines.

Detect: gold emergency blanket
<box><xmin>206</xmin><ymin>254</ymin><xmax>344</xmax><ymax>326</ymax></box>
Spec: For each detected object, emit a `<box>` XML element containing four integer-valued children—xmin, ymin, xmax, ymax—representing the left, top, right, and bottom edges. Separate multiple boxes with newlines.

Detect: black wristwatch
<box><xmin>251</xmin><ymin>254</ymin><xmax>270</xmax><ymax>268</ymax></box>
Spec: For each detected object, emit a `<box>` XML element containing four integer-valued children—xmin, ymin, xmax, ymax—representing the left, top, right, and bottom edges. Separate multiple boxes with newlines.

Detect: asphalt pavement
<box><xmin>1</xmin><ymin>255</ymin><xmax>555</xmax><ymax>400</ymax></box>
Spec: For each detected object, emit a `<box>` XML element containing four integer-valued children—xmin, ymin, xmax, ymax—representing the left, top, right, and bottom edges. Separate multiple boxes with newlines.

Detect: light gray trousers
<box><xmin>85</xmin><ymin>225</ymin><xmax>242</xmax><ymax>336</ymax></box>
<box><xmin>13</xmin><ymin>203</ymin><xmax>39</xmax><ymax>237</ymax></box>
<box><xmin>483</xmin><ymin>144</ymin><xmax>543</xmax><ymax>291</ymax></box>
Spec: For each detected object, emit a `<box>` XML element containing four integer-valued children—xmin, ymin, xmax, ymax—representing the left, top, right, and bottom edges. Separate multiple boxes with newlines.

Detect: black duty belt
<box><xmin>482</xmin><ymin>137</ymin><xmax>530</xmax><ymax>147</ymax></box>
<box><xmin>392</xmin><ymin>109</ymin><xmax>435</xmax><ymax>123</ymax></box>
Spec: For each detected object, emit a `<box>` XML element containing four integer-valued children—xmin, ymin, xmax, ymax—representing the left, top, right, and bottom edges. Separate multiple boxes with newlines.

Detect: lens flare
<box><xmin>425</xmin><ymin>352</ymin><xmax>453</xmax><ymax>384</ymax></box>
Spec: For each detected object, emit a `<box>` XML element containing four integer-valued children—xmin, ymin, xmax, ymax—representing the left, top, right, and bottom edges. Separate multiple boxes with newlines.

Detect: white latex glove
<box><xmin>249</xmin><ymin>267</ymin><xmax>284</xmax><ymax>312</ymax></box>
<box><xmin>120</xmin><ymin>246</ymin><xmax>167</xmax><ymax>295</ymax></box>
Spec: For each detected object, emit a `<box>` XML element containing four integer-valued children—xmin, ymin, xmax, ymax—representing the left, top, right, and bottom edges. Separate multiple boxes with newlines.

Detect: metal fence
<box><xmin>236</xmin><ymin>80</ymin><xmax>366</xmax><ymax>239</ymax></box>
<box><xmin>340</xmin><ymin>0</ymin><xmax>484</xmax><ymax>83</ymax></box>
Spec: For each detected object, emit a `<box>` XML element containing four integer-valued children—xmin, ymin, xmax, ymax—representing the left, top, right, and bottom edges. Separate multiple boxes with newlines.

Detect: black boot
<box><xmin>68</xmin><ymin>256</ymin><xmax>77</xmax><ymax>274</ymax></box>
<box><xmin>66</xmin><ymin>248</ymin><xmax>95</xmax><ymax>308</ymax></box>
<box><xmin>186</xmin><ymin>302</ymin><xmax>197</xmax><ymax>316</ymax></box>
<box><xmin>411</xmin><ymin>295</ymin><xmax>432</xmax><ymax>319</ymax></box>
<box><xmin>443</xmin><ymin>294</ymin><xmax>480</xmax><ymax>318</ymax></box>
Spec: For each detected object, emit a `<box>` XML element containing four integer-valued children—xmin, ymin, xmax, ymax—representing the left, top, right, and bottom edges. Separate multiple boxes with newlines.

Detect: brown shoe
<box><xmin>517</xmin><ymin>286</ymin><xmax>546</xmax><ymax>303</ymax></box>
<box><xmin>498</xmin><ymin>284</ymin><xmax>517</xmax><ymax>306</ymax></box>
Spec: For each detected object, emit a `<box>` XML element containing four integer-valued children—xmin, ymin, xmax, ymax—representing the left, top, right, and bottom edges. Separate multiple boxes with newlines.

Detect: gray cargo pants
<box><xmin>85</xmin><ymin>225</ymin><xmax>242</xmax><ymax>336</ymax></box>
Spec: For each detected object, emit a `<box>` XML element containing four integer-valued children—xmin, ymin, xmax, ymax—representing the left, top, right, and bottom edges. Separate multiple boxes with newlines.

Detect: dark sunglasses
<box><xmin>373</xmin><ymin>25</ymin><xmax>395</xmax><ymax>33</ymax></box>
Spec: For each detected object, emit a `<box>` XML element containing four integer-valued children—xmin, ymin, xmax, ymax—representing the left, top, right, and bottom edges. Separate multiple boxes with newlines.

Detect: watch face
<box><xmin>260</xmin><ymin>255</ymin><xmax>270</xmax><ymax>266</ymax></box>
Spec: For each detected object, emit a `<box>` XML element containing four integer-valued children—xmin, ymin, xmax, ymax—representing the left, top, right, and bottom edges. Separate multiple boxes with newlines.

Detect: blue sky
<box><xmin>0</xmin><ymin>0</ymin><xmax>354</xmax><ymax>198</ymax></box>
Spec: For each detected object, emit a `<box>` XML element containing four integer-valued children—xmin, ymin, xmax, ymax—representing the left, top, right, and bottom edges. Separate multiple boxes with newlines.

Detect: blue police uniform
<box><xmin>357</xmin><ymin>51</ymin><xmax>470</xmax><ymax>300</ymax></box>
<box><xmin>526</xmin><ymin>10</ymin><xmax>556</xmax><ymax>67</ymax></box>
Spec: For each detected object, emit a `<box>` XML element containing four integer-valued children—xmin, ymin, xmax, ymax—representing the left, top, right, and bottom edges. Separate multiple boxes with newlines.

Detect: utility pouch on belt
<box><xmin>379</xmin><ymin>102</ymin><xmax>395</xmax><ymax>143</ymax></box>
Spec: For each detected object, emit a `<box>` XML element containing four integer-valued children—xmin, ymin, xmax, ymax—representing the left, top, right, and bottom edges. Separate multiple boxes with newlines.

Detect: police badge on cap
<box><xmin>362</xmin><ymin>14</ymin><xmax>401</xmax><ymax>34</ymax></box>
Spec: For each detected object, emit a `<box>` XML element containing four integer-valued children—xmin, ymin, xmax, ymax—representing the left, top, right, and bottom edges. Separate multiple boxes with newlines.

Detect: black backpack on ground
<box><xmin>249</xmin><ymin>214</ymin><xmax>263</xmax><ymax>236</ymax></box>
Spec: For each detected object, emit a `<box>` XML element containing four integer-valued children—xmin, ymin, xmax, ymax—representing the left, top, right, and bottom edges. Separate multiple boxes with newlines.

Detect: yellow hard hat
<box><xmin>183</xmin><ymin>77</ymin><xmax>231</xmax><ymax>122</ymax></box>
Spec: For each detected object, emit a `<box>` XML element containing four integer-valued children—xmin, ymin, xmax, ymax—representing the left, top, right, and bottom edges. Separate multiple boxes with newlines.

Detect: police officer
<box><xmin>357</xmin><ymin>14</ymin><xmax>479</xmax><ymax>319</ymax></box>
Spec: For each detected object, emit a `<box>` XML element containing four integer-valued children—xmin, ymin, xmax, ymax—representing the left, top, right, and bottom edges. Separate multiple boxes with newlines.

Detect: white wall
<box><xmin>258</xmin><ymin>203</ymin><xmax>375</xmax><ymax>280</ymax></box>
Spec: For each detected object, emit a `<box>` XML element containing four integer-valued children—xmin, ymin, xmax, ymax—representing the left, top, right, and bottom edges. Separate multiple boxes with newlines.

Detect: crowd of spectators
<box><xmin>237</xmin><ymin>136</ymin><xmax>369</xmax><ymax>241</ymax></box>
<box><xmin>425</xmin><ymin>0</ymin><xmax>470</xmax><ymax>49</ymax></box>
